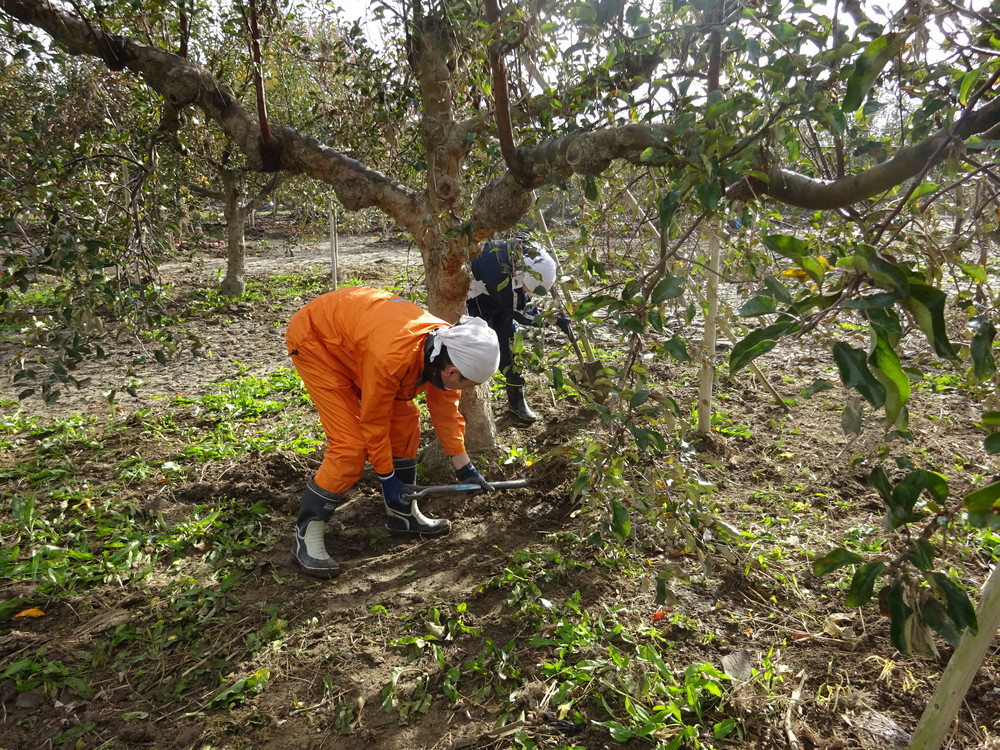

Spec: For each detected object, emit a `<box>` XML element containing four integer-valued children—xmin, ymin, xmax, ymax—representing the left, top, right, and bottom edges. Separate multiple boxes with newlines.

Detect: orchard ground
<box><xmin>1</xmin><ymin>216</ymin><xmax>998</xmax><ymax>750</ymax></box>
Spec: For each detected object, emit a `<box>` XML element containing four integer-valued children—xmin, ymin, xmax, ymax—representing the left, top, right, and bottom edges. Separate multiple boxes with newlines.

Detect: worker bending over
<box><xmin>286</xmin><ymin>286</ymin><xmax>500</xmax><ymax>578</ymax></box>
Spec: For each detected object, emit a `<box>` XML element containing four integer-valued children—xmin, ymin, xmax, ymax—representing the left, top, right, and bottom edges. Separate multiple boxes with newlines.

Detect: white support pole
<box><xmin>909</xmin><ymin>562</ymin><xmax>1000</xmax><ymax>750</ymax></box>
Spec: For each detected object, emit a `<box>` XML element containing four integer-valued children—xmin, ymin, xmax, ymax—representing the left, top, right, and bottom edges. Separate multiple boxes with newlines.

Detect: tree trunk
<box><xmin>219</xmin><ymin>168</ymin><xmax>246</xmax><ymax>297</ymax></box>
<box><xmin>697</xmin><ymin>226</ymin><xmax>721</xmax><ymax>435</ymax></box>
<box><xmin>461</xmin><ymin>385</ymin><xmax>498</xmax><ymax>452</ymax></box>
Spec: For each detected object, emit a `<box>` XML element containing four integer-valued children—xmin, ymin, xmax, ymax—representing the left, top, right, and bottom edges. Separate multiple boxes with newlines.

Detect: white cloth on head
<box><xmin>515</xmin><ymin>247</ymin><xmax>558</xmax><ymax>295</ymax></box>
<box><xmin>430</xmin><ymin>316</ymin><xmax>500</xmax><ymax>383</ymax></box>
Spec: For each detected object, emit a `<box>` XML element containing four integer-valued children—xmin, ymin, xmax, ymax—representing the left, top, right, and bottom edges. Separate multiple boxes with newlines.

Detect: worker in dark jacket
<box><xmin>467</xmin><ymin>233</ymin><xmax>570</xmax><ymax>422</ymax></box>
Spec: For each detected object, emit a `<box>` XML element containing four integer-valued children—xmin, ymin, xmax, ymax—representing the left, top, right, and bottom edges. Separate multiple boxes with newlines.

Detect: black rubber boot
<box><xmin>384</xmin><ymin>457</ymin><xmax>450</xmax><ymax>535</ymax></box>
<box><xmin>507</xmin><ymin>386</ymin><xmax>537</xmax><ymax>422</ymax></box>
<box><xmin>292</xmin><ymin>478</ymin><xmax>344</xmax><ymax>578</ymax></box>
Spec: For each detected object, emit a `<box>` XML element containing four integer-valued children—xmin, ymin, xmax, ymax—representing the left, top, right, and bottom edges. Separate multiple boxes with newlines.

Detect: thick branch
<box><xmin>471</xmin><ymin>124</ymin><xmax>669</xmax><ymax>233</ymax></box>
<box><xmin>728</xmin><ymin>97</ymin><xmax>1000</xmax><ymax>209</ymax></box>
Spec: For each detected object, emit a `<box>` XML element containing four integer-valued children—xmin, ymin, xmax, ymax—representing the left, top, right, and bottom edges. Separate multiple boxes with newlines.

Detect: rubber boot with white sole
<box><xmin>384</xmin><ymin>457</ymin><xmax>450</xmax><ymax>535</ymax></box>
<box><xmin>292</xmin><ymin>478</ymin><xmax>344</xmax><ymax>578</ymax></box>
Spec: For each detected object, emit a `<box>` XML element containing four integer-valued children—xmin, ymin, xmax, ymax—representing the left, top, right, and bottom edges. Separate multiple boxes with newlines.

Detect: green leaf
<box><xmin>964</xmin><ymin>480</ymin><xmax>1000</xmax><ymax>529</ymax></box>
<box><xmin>550</xmin><ymin>365</ymin><xmax>565</xmax><ymax>392</ymax></box>
<box><xmin>920</xmin><ymin>594</ymin><xmax>962</xmax><ymax>647</ymax></box>
<box><xmin>813</xmin><ymin>547</ymin><xmax>864</xmax><ymax>577</ymax></box>
<box><xmin>836</xmin><ymin>245</ymin><xmax>910</xmax><ymax>296</ymax></box>
<box><xmin>957</xmin><ymin>261</ymin><xmax>988</xmax><ymax>283</ymax></box>
<box><xmin>801</xmin><ymin>379</ymin><xmax>835</xmax><ymax>397</ymax></box>
<box><xmin>907</xmin><ymin>538</ymin><xmax>936</xmax><ymax>571</ymax></box>
<box><xmin>573</xmin><ymin>294</ymin><xmax>618</xmax><ymax>318</ymax></box>
<box><xmin>959</xmin><ymin>65</ymin><xmax>986</xmax><ymax>106</ymax></box>
<box><xmin>885</xmin><ymin>579</ymin><xmax>914</xmax><ymax>654</ymax></box>
<box><xmin>584</xmin><ymin>175</ymin><xmax>599</xmax><ymax>200</ymax></box>
<box><xmin>651</xmin><ymin>276</ymin><xmax>685</xmax><ymax>303</ymax></box>
<box><xmin>927</xmin><ymin>572</ymin><xmax>978</xmax><ymax>635</ymax></box>
<box><xmin>969</xmin><ymin>315</ymin><xmax>996</xmax><ymax>381</ymax></box>
<box><xmin>640</xmin><ymin>147</ymin><xmax>671</xmax><ymax>165</ymax></box>
<box><xmin>914</xmin><ymin>470</ymin><xmax>949</xmax><ymax>503</ymax></box>
<box><xmin>610</xmin><ymin>500</ymin><xmax>631</xmax><ymax>541</ymax></box>
<box><xmin>631</xmin><ymin>426</ymin><xmax>666</xmax><ymax>452</ymax></box>
<box><xmin>763</xmin><ymin>276</ymin><xmax>792</xmax><ymax>304</ymax></box>
<box><xmin>985</xmin><ymin>433</ymin><xmax>1000</xmax><ymax>455</ymax></box>
<box><xmin>658</xmin><ymin>190</ymin><xmax>680</xmax><ymax>228</ymax></box>
<box><xmin>867</xmin><ymin>466</ymin><xmax>894</xmax><ymax>504</ymax></box>
<box><xmin>730</xmin><ymin>319</ymin><xmax>800</xmax><ymax>373</ymax></box>
<box><xmin>654</xmin><ymin>573</ymin><xmax>675</xmax><ymax>606</ymax></box>
<box><xmin>208</xmin><ymin>668</ymin><xmax>270</xmax><ymax>709</ymax></box>
<box><xmin>842</xmin><ymin>292</ymin><xmax>899</xmax><ymax>309</ymax></box>
<box><xmin>65</xmin><ymin>675</ymin><xmax>95</xmax><ymax>699</ymax></box>
<box><xmin>868</xmin><ymin>324</ymin><xmax>910</xmax><ymax>430</ymax></box>
<box><xmin>713</xmin><ymin>718</ymin><xmax>739</xmax><ymax>739</ymax></box>
<box><xmin>902</xmin><ymin>283</ymin><xmax>957</xmax><ymax>360</ymax></box>
<box><xmin>883</xmin><ymin>469</ymin><xmax>944</xmax><ymax>529</ymax></box>
<box><xmin>619</xmin><ymin>314</ymin><xmax>645</xmax><ymax>333</ymax></box>
<box><xmin>833</xmin><ymin>342</ymin><xmax>885</xmax><ymax>408</ymax></box>
<box><xmin>866</xmin><ymin>306</ymin><xmax>902</xmax><ymax>338</ymax></box>
<box><xmin>695</xmin><ymin>179</ymin><xmax>722</xmax><ymax>211</ymax></box>
<box><xmin>905</xmin><ymin>182</ymin><xmax>939</xmax><ymax>206</ymax></box>
<box><xmin>845</xmin><ymin>561</ymin><xmax>884</xmax><ymax>607</ymax></box>
<box><xmin>664</xmin><ymin>334</ymin><xmax>691</xmax><ymax>362</ymax></box>
<box><xmin>648</xmin><ymin>308</ymin><xmax>665</xmax><ymax>331</ymax></box>
<box><xmin>622</xmin><ymin>278</ymin><xmax>641</xmax><ymax>301</ymax></box>
<box><xmin>843</xmin><ymin>32</ymin><xmax>911</xmax><ymax>111</ymax></box>
<box><xmin>736</xmin><ymin>295</ymin><xmax>778</xmax><ymax>317</ymax></box>
<box><xmin>800</xmin><ymin>255</ymin><xmax>826</xmax><ymax>285</ymax></box>
<box><xmin>629</xmin><ymin>389</ymin><xmax>650</xmax><ymax>408</ymax></box>
<box><xmin>982</xmin><ymin>412</ymin><xmax>1000</xmax><ymax>429</ymax></box>
<box><xmin>762</xmin><ymin>233</ymin><xmax>807</xmax><ymax>261</ymax></box>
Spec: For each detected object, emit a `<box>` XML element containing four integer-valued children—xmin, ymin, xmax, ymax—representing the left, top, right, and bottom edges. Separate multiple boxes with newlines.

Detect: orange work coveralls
<box><xmin>286</xmin><ymin>286</ymin><xmax>466</xmax><ymax>494</ymax></box>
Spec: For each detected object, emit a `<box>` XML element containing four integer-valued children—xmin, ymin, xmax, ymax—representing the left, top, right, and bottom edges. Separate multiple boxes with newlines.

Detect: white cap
<box><xmin>431</xmin><ymin>317</ymin><xmax>500</xmax><ymax>383</ymax></box>
<box><xmin>515</xmin><ymin>247</ymin><xmax>558</xmax><ymax>295</ymax></box>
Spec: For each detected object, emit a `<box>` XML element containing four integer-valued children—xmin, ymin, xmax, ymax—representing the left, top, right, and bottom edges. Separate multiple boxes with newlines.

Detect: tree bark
<box><xmin>220</xmin><ymin>168</ymin><xmax>246</xmax><ymax>297</ymax></box>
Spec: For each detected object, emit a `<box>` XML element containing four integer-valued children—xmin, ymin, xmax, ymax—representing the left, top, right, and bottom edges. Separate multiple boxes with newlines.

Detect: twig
<box><xmin>785</xmin><ymin>670</ymin><xmax>807</xmax><ymax>750</ymax></box>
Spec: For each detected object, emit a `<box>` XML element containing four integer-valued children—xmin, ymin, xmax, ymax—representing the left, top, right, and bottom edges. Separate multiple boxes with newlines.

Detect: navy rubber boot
<box><xmin>292</xmin><ymin>478</ymin><xmax>344</xmax><ymax>578</ymax></box>
<box><xmin>384</xmin><ymin>457</ymin><xmax>450</xmax><ymax>535</ymax></box>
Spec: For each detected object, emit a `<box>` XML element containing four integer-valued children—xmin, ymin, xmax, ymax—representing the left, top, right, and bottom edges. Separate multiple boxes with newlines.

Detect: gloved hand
<box><xmin>378</xmin><ymin>471</ymin><xmax>409</xmax><ymax>508</ymax></box>
<box><xmin>555</xmin><ymin>315</ymin><xmax>573</xmax><ymax>337</ymax></box>
<box><xmin>456</xmin><ymin>462</ymin><xmax>494</xmax><ymax>492</ymax></box>
<box><xmin>522</xmin><ymin>304</ymin><xmax>540</xmax><ymax>323</ymax></box>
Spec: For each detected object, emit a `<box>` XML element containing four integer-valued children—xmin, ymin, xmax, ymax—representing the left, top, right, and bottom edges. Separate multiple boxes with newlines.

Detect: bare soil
<box><xmin>1</xmin><ymin>219</ymin><xmax>998</xmax><ymax>750</ymax></box>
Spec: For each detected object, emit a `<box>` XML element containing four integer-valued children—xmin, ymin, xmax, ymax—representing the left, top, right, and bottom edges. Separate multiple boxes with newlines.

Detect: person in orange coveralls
<box><xmin>285</xmin><ymin>286</ymin><xmax>501</xmax><ymax>578</ymax></box>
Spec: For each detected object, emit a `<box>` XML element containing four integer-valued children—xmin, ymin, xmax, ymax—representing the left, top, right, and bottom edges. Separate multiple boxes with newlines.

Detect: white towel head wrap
<box><xmin>430</xmin><ymin>316</ymin><xmax>500</xmax><ymax>383</ymax></box>
<box><xmin>516</xmin><ymin>246</ymin><xmax>558</xmax><ymax>295</ymax></box>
